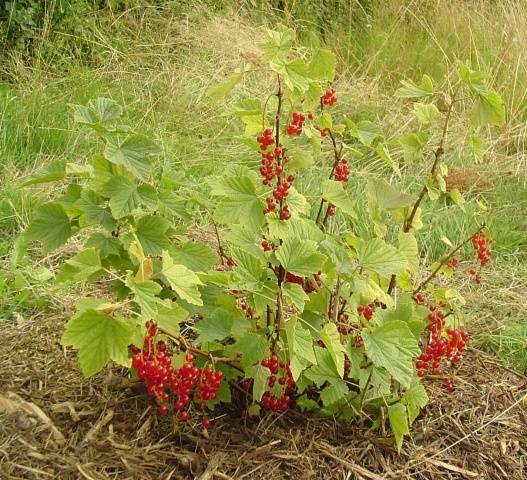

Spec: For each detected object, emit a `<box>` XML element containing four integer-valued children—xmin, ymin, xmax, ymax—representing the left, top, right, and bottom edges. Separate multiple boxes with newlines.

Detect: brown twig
<box><xmin>388</xmin><ymin>87</ymin><xmax>460</xmax><ymax>295</ymax></box>
<box><xmin>213</xmin><ymin>221</ymin><xmax>226</xmax><ymax>264</ymax></box>
<box><xmin>272</xmin><ymin>74</ymin><xmax>285</xmax><ymax>353</ymax></box>
<box><xmin>315</xmin><ymin>129</ymin><xmax>343</xmax><ymax>226</ymax></box>
<box><xmin>412</xmin><ymin>223</ymin><xmax>486</xmax><ymax>295</ymax></box>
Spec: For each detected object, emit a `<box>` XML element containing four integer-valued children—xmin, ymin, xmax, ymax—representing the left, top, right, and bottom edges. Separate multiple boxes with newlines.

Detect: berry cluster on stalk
<box><xmin>286</xmin><ymin>111</ymin><xmax>305</xmax><ymax>135</ymax></box>
<box><xmin>257</xmin><ymin>128</ymin><xmax>274</xmax><ymax>151</ymax></box>
<box><xmin>350</xmin><ymin>303</ymin><xmax>377</xmax><ymax>347</ymax></box>
<box><xmin>131</xmin><ymin>322</ymin><xmax>222</xmax><ymax>427</ymax></box>
<box><xmin>260</xmin><ymin>355</ymin><xmax>295</xmax><ymax>412</ymax></box>
<box><xmin>334</xmin><ymin>159</ymin><xmax>350</xmax><ymax>182</ymax></box>
<box><xmin>471</xmin><ymin>231</ymin><xmax>492</xmax><ymax>266</ymax></box>
<box><xmin>322</xmin><ymin>88</ymin><xmax>337</xmax><ymax>106</ymax></box>
<box><xmin>414</xmin><ymin>303</ymin><xmax>469</xmax><ymax>391</ymax></box>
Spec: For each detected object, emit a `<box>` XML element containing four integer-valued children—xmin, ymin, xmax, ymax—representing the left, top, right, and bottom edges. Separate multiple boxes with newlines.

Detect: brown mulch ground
<box><xmin>0</xmin><ymin>313</ymin><xmax>526</xmax><ymax>480</ymax></box>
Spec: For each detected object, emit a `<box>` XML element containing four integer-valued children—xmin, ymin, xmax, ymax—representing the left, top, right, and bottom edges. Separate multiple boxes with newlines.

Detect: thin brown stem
<box><xmin>413</xmin><ymin>223</ymin><xmax>486</xmax><ymax>295</ymax></box>
<box><xmin>272</xmin><ymin>75</ymin><xmax>285</xmax><ymax>352</ymax></box>
<box><xmin>388</xmin><ymin>87</ymin><xmax>460</xmax><ymax>295</ymax></box>
<box><xmin>213</xmin><ymin>221</ymin><xmax>226</xmax><ymax>264</ymax></box>
<box><xmin>316</xmin><ymin>129</ymin><xmax>343</xmax><ymax>226</ymax></box>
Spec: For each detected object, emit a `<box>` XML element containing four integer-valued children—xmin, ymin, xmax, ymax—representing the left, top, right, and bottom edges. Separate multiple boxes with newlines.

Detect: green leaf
<box><xmin>288</xmin><ymin>147</ymin><xmax>314</xmax><ymax>171</ymax></box>
<box><xmin>251</xmin><ymin>363</ymin><xmax>271</xmax><ymax>402</ymax></box>
<box><xmin>398</xmin><ymin>231</ymin><xmax>419</xmax><ymax>273</ymax></box>
<box><xmin>271</xmin><ymin>58</ymin><xmax>311</xmax><ymax>93</ymax></box>
<box><xmin>362</xmin><ymin>321</ymin><xmax>420</xmax><ymax>388</ymax></box>
<box><xmin>398</xmin><ymin>132</ymin><xmax>429</xmax><ymax>163</ymax></box>
<box><xmin>375</xmin><ymin>143</ymin><xmax>401</xmax><ymax>177</ymax></box>
<box><xmin>402</xmin><ymin>377</ymin><xmax>429</xmax><ymax>423</ymax></box>
<box><xmin>231</xmin><ymin>247</ymin><xmax>267</xmax><ymax>290</ymax></box>
<box><xmin>395</xmin><ymin>75</ymin><xmax>434</xmax><ymax>98</ymax></box>
<box><xmin>413</xmin><ymin>102</ymin><xmax>440</xmax><ymax>125</ymax></box>
<box><xmin>284</xmin><ymin>317</ymin><xmax>316</xmax><ymax>374</ymax></box>
<box><xmin>320</xmin><ymin>379</ymin><xmax>348</xmax><ymax>406</ymax></box>
<box><xmin>260</xmin><ymin>25</ymin><xmax>295</xmax><ymax>61</ymax></box>
<box><xmin>85</xmin><ymin>232</ymin><xmax>122</xmax><ymax>258</ymax></box>
<box><xmin>136</xmin><ymin>215</ymin><xmax>171</xmax><ymax>256</ymax></box>
<box><xmin>448</xmin><ymin>188</ymin><xmax>465</xmax><ymax>211</ymax></box>
<box><xmin>388</xmin><ymin>402</ymin><xmax>409</xmax><ymax>452</ymax></box>
<box><xmin>286</xmin><ymin>186</ymin><xmax>308</xmax><ymax>215</ymax></box>
<box><xmin>353</xmin><ymin>277</ymin><xmax>394</xmax><ymax>308</ymax></box>
<box><xmin>207</xmin><ymin>71</ymin><xmax>243</xmax><ymax>101</ymax></box>
<box><xmin>366</xmin><ymin>179</ymin><xmax>414</xmax><ymax>211</ymax></box>
<box><xmin>171</xmin><ymin>241</ymin><xmax>219</xmax><ymax>272</ymax></box>
<box><xmin>76</xmin><ymin>190</ymin><xmax>116</xmax><ymax>230</ymax></box>
<box><xmin>56</xmin><ymin>248</ymin><xmax>102</xmax><ymax>283</ymax></box>
<box><xmin>357</xmin><ymin>238</ymin><xmax>407</xmax><ymax>276</ymax></box>
<box><xmin>467</xmin><ymin>134</ymin><xmax>484</xmax><ymax>162</ymax></box>
<box><xmin>157</xmin><ymin>303</ymin><xmax>188</xmax><ymax>337</ymax></box>
<box><xmin>61</xmin><ymin>310</ymin><xmax>132</xmax><ymax>377</ymax></box>
<box><xmin>226</xmin><ymin>332</ymin><xmax>269</xmax><ymax>369</ymax></box>
<box><xmin>318</xmin><ymin>112</ymin><xmax>332</xmax><ymax>129</ymax></box>
<box><xmin>304</xmin><ymin>346</ymin><xmax>341</xmax><ymax>386</ymax></box>
<box><xmin>308</xmin><ymin>48</ymin><xmax>336</xmax><ymax>81</ymax></box>
<box><xmin>73</xmin><ymin>98</ymin><xmax>122</xmax><ymax>125</ymax></box>
<box><xmin>225</xmin><ymin>223</ymin><xmax>266</xmax><ymax>261</ymax></box>
<box><xmin>126</xmin><ymin>275</ymin><xmax>163</xmax><ymax>320</ymax></box>
<box><xmin>161</xmin><ymin>250</ymin><xmax>204</xmax><ymax>306</ymax></box>
<box><xmin>104</xmin><ymin>134</ymin><xmax>160</xmax><ymax>180</ymax></box>
<box><xmin>347</xmin><ymin>119</ymin><xmax>382</xmax><ymax>146</ymax></box>
<box><xmin>321</xmin><ymin>180</ymin><xmax>357</xmax><ymax>218</ymax></box>
<box><xmin>209</xmin><ymin>175</ymin><xmax>256</xmax><ymax>197</ymax></box>
<box><xmin>459</xmin><ymin>63</ymin><xmax>490</xmax><ymax>95</ymax></box>
<box><xmin>276</xmin><ymin>237</ymin><xmax>326</xmax><ymax>276</ymax></box>
<box><xmin>320</xmin><ymin>238</ymin><xmax>354</xmax><ymax>276</ymax></box>
<box><xmin>195</xmin><ymin>309</ymin><xmax>235</xmax><ymax>344</ymax></box>
<box><xmin>21</xmin><ymin>160</ymin><xmax>66</xmax><ymax>187</ymax></box>
<box><xmin>472</xmin><ymin>90</ymin><xmax>505</xmax><ymax>127</ymax></box>
<box><xmin>283</xmin><ymin>283</ymin><xmax>309</xmax><ymax>311</ymax></box>
<box><xmin>211</xmin><ymin>176</ymin><xmax>264</xmax><ymax>228</ymax></box>
<box><xmin>91</xmin><ymin>98</ymin><xmax>123</xmax><ymax>123</ymax></box>
<box><xmin>320</xmin><ymin>323</ymin><xmax>345</xmax><ymax>378</ymax></box>
<box><xmin>26</xmin><ymin>203</ymin><xmax>71</xmax><ymax>252</ymax></box>
<box><xmin>100</xmin><ymin>175</ymin><xmax>140</xmax><ymax>218</ymax></box>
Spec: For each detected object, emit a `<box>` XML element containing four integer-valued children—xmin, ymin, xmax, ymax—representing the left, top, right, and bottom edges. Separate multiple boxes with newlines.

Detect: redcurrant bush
<box><xmin>22</xmin><ymin>25</ymin><xmax>503</xmax><ymax>451</ymax></box>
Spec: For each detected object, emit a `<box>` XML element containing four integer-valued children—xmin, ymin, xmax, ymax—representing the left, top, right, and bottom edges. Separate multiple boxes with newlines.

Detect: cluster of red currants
<box><xmin>447</xmin><ymin>257</ymin><xmax>459</xmax><ymax>269</ymax></box>
<box><xmin>315</xmin><ymin>125</ymin><xmax>330</xmax><ymax>137</ymax></box>
<box><xmin>334</xmin><ymin>159</ymin><xmax>350</xmax><ymax>182</ymax></box>
<box><xmin>471</xmin><ymin>231</ymin><xmax>492</xmax><ymax>266</ymax></box>
<box><xmin>357</xmin><ymin>303</ymin><xmax>376</xmax><ymax>321</ymax></box>
<box><xmin>322</xmin><ymin>88</ymin><xmax>337</xmax><ymax>106</ymax></box>
<box><xmin>260</xmin><ymin>355</ymin><xmax>295</xmax><ymax>412</ymax></box>
<box><xmin>304</xmin><ymin>273</ymin><xmax>322</xmax><ymax>293</ymax></box>
<box><xmin>260</xmin><ymin>146</ymin><xmax>282</xmax><ymax>186</ymax></box>
<box><xmin>131</xmin><ymin>322</ymin><xmax>221</xmax><ymax>427</ymax></box>
<box><xmin>327</xmin><ymin>203</ymin><xmax>336</xmax><ymax>217</ymax></box>
<box><xmin>261</xmin><ymin>238</ymin><xmax>272</xmax><ymax>252</ymax></box>
<box><xmin>286</xmin><ymin>111</ymin><xmax>305</xmax><ymax>135</ymax></box>
<box><xmin>337</xmin><ymin>312</ymin><xmax>350</xmax><ymax>335</ymax></box>
<box><xmin>216</xmin><ymin>257</ymin><xmax>235</xmax><ymax>271</ymax></box>
<box><xmin>415</xmin><ymin>303</ymin><xmax>469</xmax><ymax>391</ymax></box>
<box><xmin>414</xmin><ymin>293</ymin><xmax>426</xmax><ymax>305</ymax></box>
<box><xmin>467</xmin><ymin>267</ymin><xmax>481</xmax><ymax>284</ymax></box>
<box><xmin>257</xmin><ymin>128</ymin><xmax>274</xmax><ymax>151</ymax></box>
<box><xmin>350</xmin><ymin>303</ymin><xmax>376</xmax><ymax>346</ymax></box>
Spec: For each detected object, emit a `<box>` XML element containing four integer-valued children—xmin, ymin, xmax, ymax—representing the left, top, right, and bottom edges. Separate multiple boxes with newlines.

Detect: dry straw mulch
<box><xmin>0</xmin><ymin>314</ymin><xmax>526</xmax><ymax>480</ymax></box>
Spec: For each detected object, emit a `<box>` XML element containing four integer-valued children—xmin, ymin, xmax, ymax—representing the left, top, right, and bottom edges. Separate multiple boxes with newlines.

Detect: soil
<box><xmin>1</xmin><ymin>313</ymin><xmax>526</xmax><ymax>480</ymax></box>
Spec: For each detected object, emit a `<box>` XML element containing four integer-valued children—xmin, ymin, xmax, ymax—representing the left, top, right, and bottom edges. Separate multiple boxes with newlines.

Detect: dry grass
<box><xmin>0</xmin><ymin>311</ymin><xmax>526</xmax><ymax>480</ymax></box>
